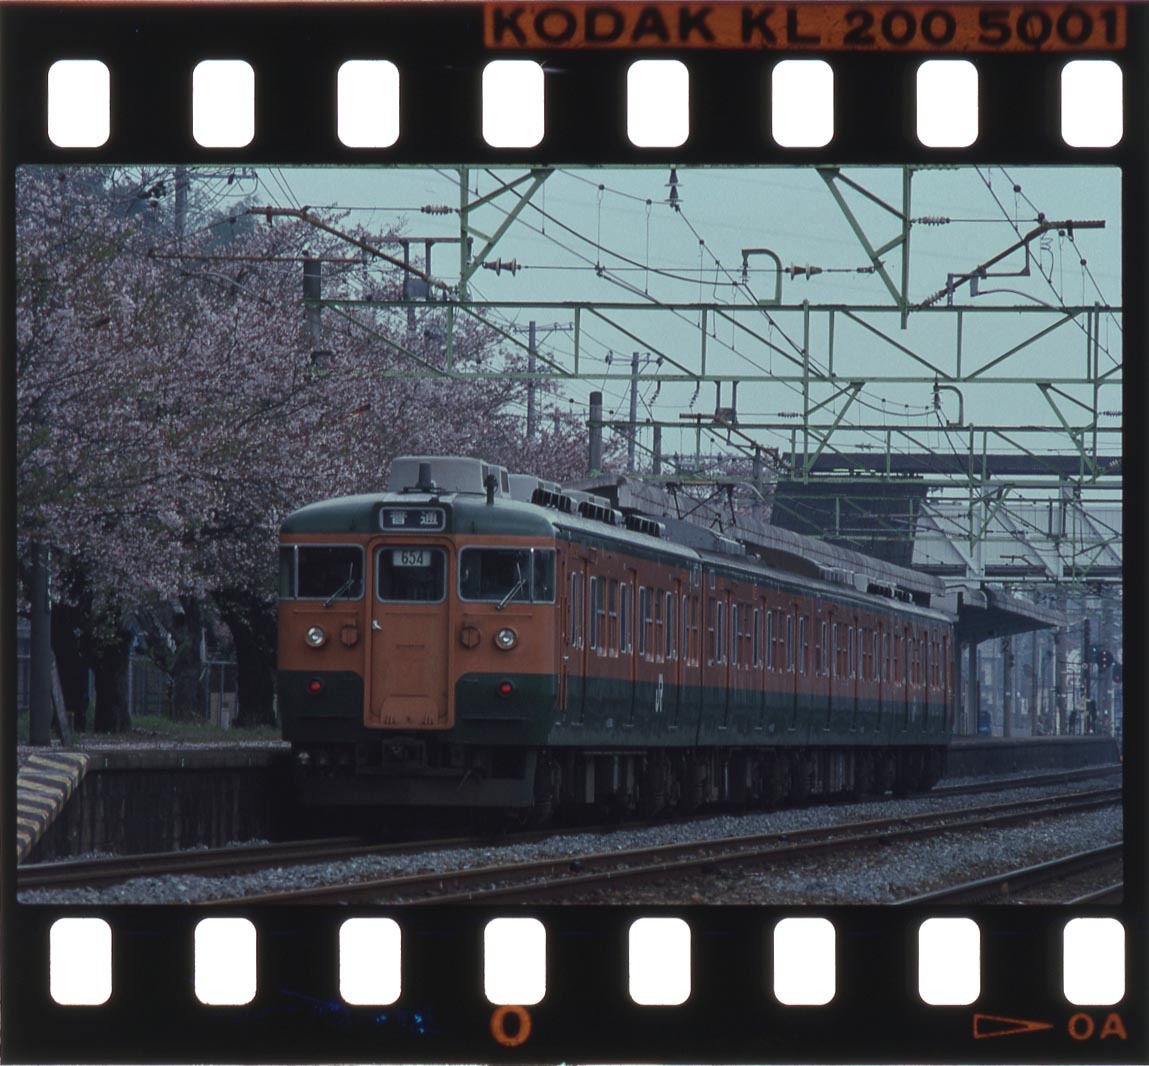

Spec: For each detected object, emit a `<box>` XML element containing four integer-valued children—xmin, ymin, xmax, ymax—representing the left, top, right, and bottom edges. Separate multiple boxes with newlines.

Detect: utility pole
<box><xmin>28</xmin><ymin>543</ymin><xmax>52</xmax><ymax>746</ymax></box>
<box><xmin>628</xmin><ymin>351</ymin><xmax>640</xmax><ymax>473</ymax></box>
<box><xmin>527</xmin><ymin>320</ymin><xmax>537</xmax><ymax>443</ymax></box>
<box><xmin>1081</xmin><ymin>614</ymin><xmax>1091</xmax><ymax>734</ymax></box>
<box><xmin>303</xmin><ymin>253</ymin><xmax>322</xmax><ymax>350</ymax></box>
<box><xmin>1001</xmin><ymin>637</ymin><xmax>1012</xmax><ymax>737</ymax></box>
<box><xmin>589</xmin><ymin>391</ymin><xmax>603</xmax><ymax>475</ymax></box>
<box><xmin>174</xmin><ymin>166</ymin><xmax>189</xmax><ymax>239</ymax></box>
<box><xmin>1030</xmin><ymin>629</ymin><xmax>1039</xmax><ymax>736</ymax></box>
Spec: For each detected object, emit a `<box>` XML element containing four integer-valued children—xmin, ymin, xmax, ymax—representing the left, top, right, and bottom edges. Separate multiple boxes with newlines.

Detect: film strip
<box><xmin>2</xmin><ymin>2</ymin><xmax>1144</xmax><ymax>1063</ymax></box>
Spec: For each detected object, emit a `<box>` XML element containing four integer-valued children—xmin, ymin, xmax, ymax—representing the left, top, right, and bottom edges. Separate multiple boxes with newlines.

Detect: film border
<box><xmin>2</xmin><ymin>2</ymin><xmax>1144</xmax><ymax>1062</ymax></box>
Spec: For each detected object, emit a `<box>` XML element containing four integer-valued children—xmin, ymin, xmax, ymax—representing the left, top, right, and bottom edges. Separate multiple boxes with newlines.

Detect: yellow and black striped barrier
<box><xmin>16</xmin><ymin>751</ymin><xmax>89</xmax><ymax>863</ymax></box>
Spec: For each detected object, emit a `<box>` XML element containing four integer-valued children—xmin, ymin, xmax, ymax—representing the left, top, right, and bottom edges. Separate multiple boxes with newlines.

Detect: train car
<box><xmin>278</xmin><ymin>456</ymin><xmax>952</xmax><ymax>819</ymax></box>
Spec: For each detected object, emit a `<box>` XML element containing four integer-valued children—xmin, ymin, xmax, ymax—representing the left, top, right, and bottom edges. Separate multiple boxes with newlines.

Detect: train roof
<box><xmin>281</xmin><ymin>490</ymin><xmax>953</xmax><ymax>621</ymax></box>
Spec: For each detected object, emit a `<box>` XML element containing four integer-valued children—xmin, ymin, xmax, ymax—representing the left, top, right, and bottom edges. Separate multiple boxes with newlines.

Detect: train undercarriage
<box><xmin>291</xmin><ymin>739</ymin><xmax>948</xmax><ymax>823</ymax></box>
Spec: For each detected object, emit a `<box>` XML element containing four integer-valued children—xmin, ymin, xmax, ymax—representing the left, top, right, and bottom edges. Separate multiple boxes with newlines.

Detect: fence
<box><xmin>16</xmin><ymin>621</ymin><xmax>238</xmax><ymax>728</ymax></box>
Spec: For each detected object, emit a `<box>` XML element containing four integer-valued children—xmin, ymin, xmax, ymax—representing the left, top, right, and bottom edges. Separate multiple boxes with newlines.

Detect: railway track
<box><xmin>932</xmin><ymin>763</ymin><xmax>1121</xmax><ymax>798</ymax></box>
<box><xmin>16</xmin><ymin>835</ymin><xmax>456</xmax><ymax>892</ymax></box>
<box><xmin>19</xmin><ymin>766</ymin><xmax>1121</xmax><ymax>897</ymax></box>
<box><xmin>894</xmin><ymin>843</ymin><xmax>1123</xmax><ymax>905</ymax></box>
<box><xmin>205</xmin><ymin>785</ymin><xmax>1120</xmax><ymax>905</ymax></box>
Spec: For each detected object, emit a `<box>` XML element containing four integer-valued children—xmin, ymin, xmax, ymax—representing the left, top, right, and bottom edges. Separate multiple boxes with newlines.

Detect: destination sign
<box><xmin>380</xmin><ymin>507</ymin><xmax>446</xmax><ymax>532</ymax></box>
<box><xmin>484</xmin><ymin>3</ymin><xmax>1125</xmax><ymax>51</ymax></box>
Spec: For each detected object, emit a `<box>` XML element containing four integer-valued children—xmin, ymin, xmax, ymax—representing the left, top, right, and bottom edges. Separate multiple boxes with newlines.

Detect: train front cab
<box><xmin>279</xmin><ymin>513</ymin><xmax>559</xmax><ymax>808</ymax></box>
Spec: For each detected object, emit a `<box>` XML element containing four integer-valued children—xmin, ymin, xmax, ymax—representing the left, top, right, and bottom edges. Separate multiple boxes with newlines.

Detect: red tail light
<box><xmin>307</xmin><ymin>678</ymin><xmax>324</xmax><ymax>695</ymax></box>
<box><xmin>496</xmin><ymin>680</ymin><xmax>515</xmax><ymax>698</ymax></box>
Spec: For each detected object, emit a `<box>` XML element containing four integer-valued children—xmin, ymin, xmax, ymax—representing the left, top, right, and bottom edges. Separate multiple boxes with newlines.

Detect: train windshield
<box><xmin>285</xmin><ymin>545</ymin><xmax>364</xmax><ymax>601</ymax></box>
<box><xmin>377</xmin><ymin>546</ymin><xmax>447</xmax><ymax>602</ymax></box>
<box><xmin>459</xmin><ymin>548</ymin><xmax>555</xmax><ymax>604</ymax></box>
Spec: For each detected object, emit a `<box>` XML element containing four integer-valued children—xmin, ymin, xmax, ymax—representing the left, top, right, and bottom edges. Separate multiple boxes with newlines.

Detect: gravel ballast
<box><xmin>20</xmin><ymin>771</ymin><xmax>1122</xmax><ymax>906</ymax></box>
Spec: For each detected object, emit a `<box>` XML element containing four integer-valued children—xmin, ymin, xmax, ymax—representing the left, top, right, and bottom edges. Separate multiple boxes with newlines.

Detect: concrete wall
<box><xmin>27</xmin><ymin>750</ymin><xmax>293</xmax><ymax>861</ymax></box>
<box><xmin>946</xmin><ymin>735</ymin><xmax>1119</xmax><ymax>777</ymax></box>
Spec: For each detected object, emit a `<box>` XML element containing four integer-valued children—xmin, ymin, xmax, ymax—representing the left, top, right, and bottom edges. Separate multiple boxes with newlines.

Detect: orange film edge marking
<box><xmin>484</xmin><ymin>3</ymin><xmax>1126</xmax><ymax>51</ymax></box>
<box><xmin>972</xmin><ymin>1013</ymin><xmax>1056</xmax><ymax>1039</ymax></box>
<box><xmin>490</xmin><ymin>1004</ymin><xmax>533</xmax><ymax>1047</ymax></box>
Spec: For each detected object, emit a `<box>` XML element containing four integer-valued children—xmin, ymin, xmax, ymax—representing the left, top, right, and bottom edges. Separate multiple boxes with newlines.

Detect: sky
<box><xmin>68</xmin><ymin>162</ymin><xmax>1120</xmax><ymax>495</ymax></box>
<box><xmin>235</xmin><ymin>163</ymin><xmax>1121</xmax><ymax>483</ymax></box>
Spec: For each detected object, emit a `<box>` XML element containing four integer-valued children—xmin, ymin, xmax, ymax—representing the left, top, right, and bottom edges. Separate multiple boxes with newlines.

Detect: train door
<box><xmin>902</xmin><ymin>625</ymin><xmax>912</xmax><ymax>731</ymax></box>
<box><xmin>722</xmin><ymin>591</ymin><xmax>734</xmax><ymax>730</ymax></box>
<box><xmin>756</xmin><ymin>598</ymin><xmax>767</xmax><ymax>731</ymax></box>
<box><xmin>824</xmin><ymin>613</ymin><xmax>835</xmax><ymax>731</ymax></box>
<box><xmin>575</xmin><ymin>562</ymin><xmax>590</xmax><ymax>725</ymax></box>
<box><xmin>369</xmin><ymin>540</ymin><xmax>451</xmax><ymax>728</ymax></box>
<box><xmin>788</xmin><ymin>606</ymin><xmax>801</xmax><ymax>730</ymax></box>
<box><xmin>624</xmin><ymin>568</ymin><xmax>638</xmax><ymax>728</ymax></box>
<box><xmin>877</xmin><ymin>623</ymin><xmax>887</xmax><ymax>734</ymax></box>
<box><xmin>665</xmin><ymin>584</ymin><xmax>682</xmax><ymax>729</ymax></box>
<box><xmin>559</xmin><ymin>554</ymin><xmax>573</xmax><ymax>718</ymax></box>
<box><xmin>680</xmin><ymin>585</ymin><xmax>702</xmax><ymax>733</ymax></box>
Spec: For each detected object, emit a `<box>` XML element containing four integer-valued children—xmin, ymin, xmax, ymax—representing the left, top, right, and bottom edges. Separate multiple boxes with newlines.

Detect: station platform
<box><xmin>16</xmin><ymin>738</ymin><xmax>291</xmax><ymax>863</ymax></box>
<box><xmin>946</xmin><ymin>734</ymin><xmax>1120</xmax><ymax>777</ymax></box>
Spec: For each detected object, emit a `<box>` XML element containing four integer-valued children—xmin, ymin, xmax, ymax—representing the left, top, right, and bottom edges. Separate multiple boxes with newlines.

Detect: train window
<box><xmin>787</xmin><ymin>614</ymin><xmax>795</xmax><ymax>673</ymax></box>
<box><xmin>717</xmin><ymin>601</ymin><xmax>726</xmax><ymax>664</ymax></box>
<box><xmin>533</xmin><ymin>550</ymin><xmax>556</xmax><ymax>602</ymax></box>
<box><xmin>621</xmin><ymin>582</ymin><xmax>631</xmax><ymax>655</ymax></box>
<box><xmin>589</xmin><ymin>577</ymin><xmax>604</xmax><ymax>651</ymax></box>
<box><xmin>753</xmin><ymin>609</ymin><xmax>761</xmax><ymax>668</ymax></box>
<box><xmin>882</xmin><ymin>632</ymin><xmax>889</xmax><ymax>683</ymax></box>
<box><xmin>568</xmin><ymin>572</ymin><xmax>579</xmax><ymax>647</ymax></box>
<box><xmin>765</xmin><ymin>611</ymin><xmax>774</xmax><ymax>671</ymax></box>
<box><xmin>872</xmin><ymin>633</ymin><xmax>879</xmax><ymax>683</ymax></box>
<box><xmin>279</xmin><ymin>547</ymin><xmax>296</xmax><ymax>598</ymax></box>
<box><xmin>297</xmin><ymin>545</ymin><xmax>364</xmax><ymax>601</ymax></box>
<box><xmin>653</xmin><ymin>590</ymin><xmax>663</xmax><ymax>662</ymax></box>
<box><xmin>376</xmin><ymin>546</ymin><xmax>445</xmax><ymax>602</ymax></box>
<box><xmin>665</xmin><ymin>592</ymin><xmax>676</xmax><ymax>661</ymax></box>
<box><xmin>608</xmin><ymin>580</ymin><xmax>619</xmax><ymax>656</ymax></box>
<box><xmin>638</xmin><ymin>586</ymin><xmax>649</xmax><ymax>658</ymax></box>
<box><xmin>731</xmin><ymin>605</ymin><xmax>739</xmax><ymax>666</ymax></box>
<box><xmin>459</xmin><ymin>548</ymin><xmax>555</xmax><ymax>604</ymax></box>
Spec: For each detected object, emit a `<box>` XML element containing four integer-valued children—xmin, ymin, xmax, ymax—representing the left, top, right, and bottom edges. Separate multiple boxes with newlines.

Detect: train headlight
<box><xmin>305</xmin><ymin>625</ymin><xmax>327</xmax><ymax>648</ymax></box>
<box><xmin>495</xmin><ymin>627</ymin><xmax>518</xmax><ymax>650</ymax></box>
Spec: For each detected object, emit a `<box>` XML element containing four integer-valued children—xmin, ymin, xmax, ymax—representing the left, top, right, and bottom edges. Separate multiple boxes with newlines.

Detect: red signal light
<box><xmin>307</xmin><ymin>678</ymin><xmax>324</xmax><ymax>694</ymax></box>
<box><xmin>496</xmin><ymin>680</ymin><xmax>515</xmax><ymax>699</ymax></box>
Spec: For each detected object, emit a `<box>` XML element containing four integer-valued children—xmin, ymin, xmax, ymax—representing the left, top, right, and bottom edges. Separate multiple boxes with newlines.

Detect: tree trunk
<box><xmin>169</xmin><ymin>597</ymin><xmax>204</xmax><ymax>721</ymax></box>
<box><xmin>51</xmin><ymin>599</ymin><xmax>91</xmax><ymax>732</ymax></box>
<box><xmin>92</xmin><ymin>626</ymin><xmax>133</xmax><ymax>733</ymax></box>
<box><xmin>215</xmin><ymin>588</ymin><xmax>277</xmax><ymax>729</ymax></box>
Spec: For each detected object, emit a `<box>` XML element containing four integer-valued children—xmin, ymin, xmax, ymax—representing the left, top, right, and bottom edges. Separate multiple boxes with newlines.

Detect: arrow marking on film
<box><xmin>973</xmin><ymin>1013</ymin><xmax>1056</xmax><ymax>1039</ymax></box>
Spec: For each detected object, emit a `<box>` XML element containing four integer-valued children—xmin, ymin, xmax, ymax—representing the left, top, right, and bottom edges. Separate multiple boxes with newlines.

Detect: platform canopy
<box><xmin>951</xmin><ymin>585</ymin><xmax>1065</xmax><ymax>646</ymax></box>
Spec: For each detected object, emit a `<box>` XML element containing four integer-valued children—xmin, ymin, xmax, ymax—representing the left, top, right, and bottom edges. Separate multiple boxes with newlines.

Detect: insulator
<box><xmin>420</xmin><ymin>204</ymin><xmax>452</xmax><ymax>215</ymax></box>
<box><xmin>481</xmin><ymin>258</ymin><xmax>519</xmax><ymax>276</ymax></box>
<box><xmin>915</xmin><ymin>216</ymin><xmax>950</xmax><ymax>226</ymax></box>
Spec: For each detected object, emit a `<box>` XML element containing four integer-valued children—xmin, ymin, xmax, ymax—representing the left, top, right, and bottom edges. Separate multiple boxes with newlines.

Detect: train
<box><xmin>278</xmin><ymin>455</ymin><xmax>953</xmax><ymax>821</ymax></box>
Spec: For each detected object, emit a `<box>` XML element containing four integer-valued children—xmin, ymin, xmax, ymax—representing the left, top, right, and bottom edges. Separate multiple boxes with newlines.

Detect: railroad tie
<box><xmin>16</xmin><ymin>752</ymin><xmax>90</xmax><ymax>864</ymax></box>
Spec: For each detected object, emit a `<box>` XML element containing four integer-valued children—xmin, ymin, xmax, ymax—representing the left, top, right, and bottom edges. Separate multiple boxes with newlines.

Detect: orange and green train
<box><xmin>279</xmin><ymin>456</ymin><xmax>951</xmax><ymax>819</ymax></box>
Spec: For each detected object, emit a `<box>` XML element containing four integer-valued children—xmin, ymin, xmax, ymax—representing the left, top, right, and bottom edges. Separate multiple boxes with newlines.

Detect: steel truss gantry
<box><xmin>306</xmin><ymin>165</ymin><xmax>1122</xmax><ymax>587</ymax></box>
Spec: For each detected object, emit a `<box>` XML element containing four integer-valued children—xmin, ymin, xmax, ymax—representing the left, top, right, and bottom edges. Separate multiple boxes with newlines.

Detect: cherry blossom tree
<box><xmin>17</xmin><ymin>165</ymin><xmax>592</xmax><ymax>731</ymax></box>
